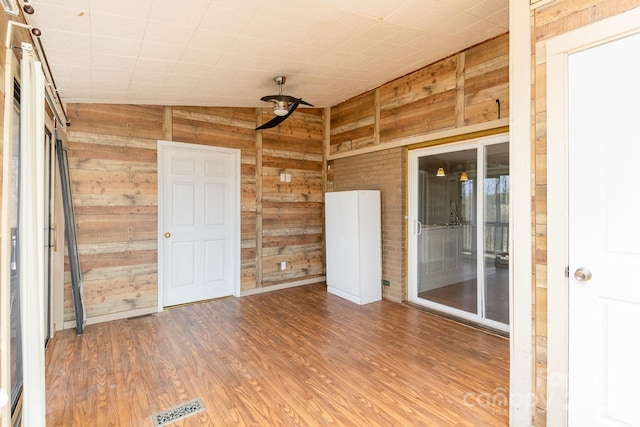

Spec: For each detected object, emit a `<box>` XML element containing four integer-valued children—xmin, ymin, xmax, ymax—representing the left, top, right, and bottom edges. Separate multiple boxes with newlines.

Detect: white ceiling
<box><xmin>23</xmin><ymin>0</ymin><xmax>508</xmax><ymax>108</ymax></box>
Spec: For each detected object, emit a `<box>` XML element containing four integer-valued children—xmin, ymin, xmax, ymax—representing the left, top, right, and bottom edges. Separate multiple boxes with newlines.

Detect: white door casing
<box><xmin>157</xmin><ymin>140</ymin><xmax>240</xmax><ymax>308</ymax></box>
<box><xmin>546</xmin><ymin>9</ymin><xmax>640</xmax><ymax>426</ymax></box>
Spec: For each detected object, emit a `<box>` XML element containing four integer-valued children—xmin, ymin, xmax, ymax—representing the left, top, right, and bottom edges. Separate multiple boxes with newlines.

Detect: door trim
<box><xmin>157</xmin><ymin>140</ymin><xmax>241</xmax><ymax>311</ymax></box>
<box><xmin>546</xmin><ymin>8</ymin><xmax>640</xmax><ymax>425</ymax></box>
<box><xmin>508</xmin><ymin>1</ymin><xmax>533</xmax><ymax>424</ymax></box>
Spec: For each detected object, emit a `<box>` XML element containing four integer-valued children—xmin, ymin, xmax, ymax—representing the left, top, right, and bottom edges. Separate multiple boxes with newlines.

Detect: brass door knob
<box><xmin>164</xmin><ymin>232</ymin><xmax>171</xmax><ymax>238</ymax></box>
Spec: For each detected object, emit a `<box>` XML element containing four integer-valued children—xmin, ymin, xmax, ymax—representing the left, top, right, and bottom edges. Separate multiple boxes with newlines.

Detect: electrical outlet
<box><xmin>280</xmin><ymin>173</ymin><xmax>286</xmax><ymax>182</ymax></box>
<box><xmin>285</xmin><ymin>173</ymin><xmax>291</xmax><ymax>182</ymax></box>
<box><xmin>280</xmin><ymin>261</ymin><xmax>287</xmax><ymax>270</ymax></box>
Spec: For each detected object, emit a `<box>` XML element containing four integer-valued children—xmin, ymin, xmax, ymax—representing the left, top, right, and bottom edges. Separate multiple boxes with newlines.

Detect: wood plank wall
<box><xmin>328</xmin><ymin>33</ymin><xmax>509</xmax><ymax>304</ymax></box>
<box><xmin>64</xmin><ymin>104</ymin><xmax>323</xmax><ymax>324</ymax></box>
<box><xmin>259</xmin><ymin>109</ymin><xmax>325</xmax><ymax>286</ymax></box>
<box><xmin>330</xmin><ymin>33</ymin><xmax>509</xmax><ymax>156</ymax></box>
<box><xmin>530</xmin><ymin>1</ymin><xmax>639</xmax><ymax>425</ymax></box>
<box><xmin>65</xmin><ymin>105</ymin><xmax>164</xmax><ymax>322</ymax></box>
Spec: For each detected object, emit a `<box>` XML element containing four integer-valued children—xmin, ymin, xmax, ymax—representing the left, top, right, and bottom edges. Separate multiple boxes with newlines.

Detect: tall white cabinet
<box><xmin>325</xmin><ymin>190</ymin><xmax>381</xmax><ymax>305</ymax></box>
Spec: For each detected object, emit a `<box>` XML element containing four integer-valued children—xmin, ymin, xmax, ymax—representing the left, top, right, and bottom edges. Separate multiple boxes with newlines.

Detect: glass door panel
<box><xmin>483</xmin><ymin>143</ymin><xmax>510</xmax><ymax>324</ymax></box>
<box><xmin>409</xmin><ymin>135</ymin><xmax>509</xmax><ymax>332</ymax></box>
<box><xmin>417</xmin><ymin>149</ymin><xmax>478</xmax><ymax>315</ymax></box>
<box><xmin>10</xmin><ymin>81</ymin><xmax>23</xmax><ymax>412</ymax></box>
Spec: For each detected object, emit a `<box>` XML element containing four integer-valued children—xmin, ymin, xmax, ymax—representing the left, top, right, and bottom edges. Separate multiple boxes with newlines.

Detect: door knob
<box><xmin>164</xmin><ymin>232</ymin><xmax>171</xmax><ymax>238</ymax></box>
<box><xmin>574</xmin><ymin>267</ymin><xmax>592</xmax><ymax>282</ymax></box>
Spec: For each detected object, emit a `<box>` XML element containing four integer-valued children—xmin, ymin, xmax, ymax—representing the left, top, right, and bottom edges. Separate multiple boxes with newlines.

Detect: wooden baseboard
<box><xmin>240</xmin><ymin>277</ymin><xmax>326</xmax><ymax>297</ymax></box>
<box><xmin>62</xmin><ymin>306</ymin><xmax>158</xmax><ymax>331</ymax></box>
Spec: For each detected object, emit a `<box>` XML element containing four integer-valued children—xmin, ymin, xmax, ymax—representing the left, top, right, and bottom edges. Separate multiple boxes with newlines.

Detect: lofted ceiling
<box><xmin>22</xmin><ymin>0</ymin><xmax>508</xmax><ymax>109</ymax></box>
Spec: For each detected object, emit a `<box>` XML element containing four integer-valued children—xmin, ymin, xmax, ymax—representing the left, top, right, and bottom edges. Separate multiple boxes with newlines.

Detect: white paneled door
<box><xmin>158</xmin><ymin>141</ymin><xmax>239</xmax><ymax>307</ymax></box>
<box><xmin>567</xmin><ymin>32</ymin><xmax>640</xmax><ymax>426</ymax></box>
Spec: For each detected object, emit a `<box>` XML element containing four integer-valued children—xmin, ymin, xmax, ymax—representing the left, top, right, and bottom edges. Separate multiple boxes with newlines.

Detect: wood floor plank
<box><xmin>46</xmin><ymin>283</ymin><xmax>509</xmax><ymax>426</ymax></box>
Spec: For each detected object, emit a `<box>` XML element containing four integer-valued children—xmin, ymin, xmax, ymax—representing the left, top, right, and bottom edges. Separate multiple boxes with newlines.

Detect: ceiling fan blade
<box><xmin>294</xmin><ymin>98</ymin><xmax>313</xmax><ymax>107</ymax></box>
<box><xmin>260</xmin><ymin>94</ymin><xmax>314</xmax><ymax>107</ymax></box>
<box><xmin>255</xmin><ymin>102</ymin><xmax>299</xmax><ymax>130</ymax></box>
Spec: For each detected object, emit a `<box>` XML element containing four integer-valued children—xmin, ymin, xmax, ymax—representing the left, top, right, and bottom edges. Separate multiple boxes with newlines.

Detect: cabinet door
<box><xmin>326</xmin><ymin>192</ymin><xmax>360</xmax><ymax>296</ymax></box>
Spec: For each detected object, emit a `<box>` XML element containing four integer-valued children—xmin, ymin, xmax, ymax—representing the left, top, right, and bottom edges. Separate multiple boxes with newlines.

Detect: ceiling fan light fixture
<box><xmin>255</xmin><ymin>75</ymin><xmax>313</xmax><ymax>130</ymax></box>
<box><xmin>273</xmin><ymin>100</ymin><xmax>289</xmax><ymax>116</ymax></box>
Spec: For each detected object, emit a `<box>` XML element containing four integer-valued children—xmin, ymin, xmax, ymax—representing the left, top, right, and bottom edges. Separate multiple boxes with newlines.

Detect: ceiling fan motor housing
<box><xmin>273</xmin><ymin>100</ymin><xmax>289</xmax><ymax>116</ymax></box>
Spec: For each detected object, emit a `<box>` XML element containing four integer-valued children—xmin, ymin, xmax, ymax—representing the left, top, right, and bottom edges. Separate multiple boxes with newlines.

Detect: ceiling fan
<box><xmin>255</xmin><ymin>76</ymin><xmax>313</xmax><ymax>130</ymax></box>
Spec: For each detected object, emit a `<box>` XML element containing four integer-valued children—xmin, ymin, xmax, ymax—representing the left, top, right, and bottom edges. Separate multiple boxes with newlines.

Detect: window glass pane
<box><xmin>484</xmin><ymin>142</ymin><xmax>509</xmax><ymax>324</ymax></box>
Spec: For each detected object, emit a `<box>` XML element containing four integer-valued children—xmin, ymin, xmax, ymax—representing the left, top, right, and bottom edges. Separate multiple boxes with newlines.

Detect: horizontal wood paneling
<box><xmin>65</xmin><ymin>103</ymin><xmax>326</xmax><ymax>324</ymax></box>
<box><xmin>259</xmin><ymin>108</ymin><xmax>325</xmax><ymax>287</ymax></box>
<box><xmin>330</xmin><ymin>91</ymin><xmax>376</xmax><ymax>155</ymax></box>
<box><xmin>329</xmin><ymin>34</ymin><xmax>509</xmax><ymax>153</ymax></box>
<box><xmin>65</xmin><ymin>105</ymin><xmax>161</xmax><ymax>323</ymax></box>
<box><xmin>380</xmin><ymin>57</ymin><xmax>458</xmax><ymax>142</ymax></box>
<box><xmin>68</xmin><ymin>104</ymin><xmax>166</xmax><ymax>140</ymax></box>
<box><xmin>464</xmin><ymin>34</ymin><xmax>509</xmax><ymax>125</ymax></box>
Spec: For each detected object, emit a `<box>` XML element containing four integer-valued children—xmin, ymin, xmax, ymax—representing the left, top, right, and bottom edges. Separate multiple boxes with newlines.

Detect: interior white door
<box><xmin>568</xmin><ymin>32</ymin><xmax>640</xmax><ymax>426</ymax></box>
<box><xmin>159</xmin><ymin>141</ymin><xmax>239</xmax><ymax>306</ymax></box>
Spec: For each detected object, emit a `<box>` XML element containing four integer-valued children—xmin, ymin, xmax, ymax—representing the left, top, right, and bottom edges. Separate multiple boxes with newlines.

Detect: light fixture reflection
<box><xmin>460</xmin><ymin>171</ymin><xmax>469</xmax><ymax>181</ymax></box>
<box><xmin>436</xmin><ymin>167</ymin><xmax>445</xmax><ymax>177</ymax></box>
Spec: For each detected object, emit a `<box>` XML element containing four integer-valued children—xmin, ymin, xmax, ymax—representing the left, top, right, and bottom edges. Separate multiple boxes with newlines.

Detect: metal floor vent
<box><xmin>151</xmin><ymin>398</ymin><xmax>206</xmax><ymax>426</ymax></box>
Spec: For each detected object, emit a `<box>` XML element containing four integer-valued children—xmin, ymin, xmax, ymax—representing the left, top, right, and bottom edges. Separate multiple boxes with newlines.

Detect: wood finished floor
<box><xmin>419</xmin><ymin>267</ymin><xmax>510</xmax><ymax>325</ymax></box>
<box><xmin>45</xmin><ymin>283</ymin><xmax>509</xmax><ymax>426</ymax></box>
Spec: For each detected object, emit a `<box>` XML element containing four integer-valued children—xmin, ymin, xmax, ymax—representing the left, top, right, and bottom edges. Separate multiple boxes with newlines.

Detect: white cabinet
<box><xmin>325</xmin><ymin>190</ymin><xmax>381</xmax><ymax>304</ymax></box>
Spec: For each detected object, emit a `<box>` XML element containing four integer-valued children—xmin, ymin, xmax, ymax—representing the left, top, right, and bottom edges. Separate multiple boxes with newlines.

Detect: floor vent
<box><xmin>151</xmin><ymin>398</ymin><xmax>206</xmax><ymax>426</ymax></box>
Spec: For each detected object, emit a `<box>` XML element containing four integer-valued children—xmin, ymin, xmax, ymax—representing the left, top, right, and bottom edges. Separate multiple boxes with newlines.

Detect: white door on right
<box><xmin>568</xmin><ymin>32</ymin><xmax>640</xmax><ymax>426</ymax></box>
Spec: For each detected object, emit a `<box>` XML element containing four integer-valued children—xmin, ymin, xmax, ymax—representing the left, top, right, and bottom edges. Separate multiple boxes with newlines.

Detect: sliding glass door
<box><xmin>408</xmin><ymin>134</ymin><xmax>509</xmax><ymax>332</ymax></box>
<box><xmin>9</xmin><ymin>80</ymin><xmax>23</xmax><ymax>414</ymax></box>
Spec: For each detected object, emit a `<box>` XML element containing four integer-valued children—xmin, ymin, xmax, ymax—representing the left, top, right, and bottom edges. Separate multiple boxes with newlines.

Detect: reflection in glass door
<box><xmin>416</xmin><ymin>149</ymin><xmax>478</xmax><ymax>315</ymax></box>
<box><xmin>409</xmin><ymin>135</ymin><xmax>509</xmax><ymax>332</ymax></box>
<box><xmin>484</xmin><ymin>144</ymin><xmax>509</xmax><ymax>324</ymax></box>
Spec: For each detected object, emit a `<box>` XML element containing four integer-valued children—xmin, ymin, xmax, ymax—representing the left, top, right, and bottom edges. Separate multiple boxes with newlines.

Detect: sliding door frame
<box><xmin>408</xmin><ymin>133</ymin><xmax>509</xmax><ymax>332</ymax></box>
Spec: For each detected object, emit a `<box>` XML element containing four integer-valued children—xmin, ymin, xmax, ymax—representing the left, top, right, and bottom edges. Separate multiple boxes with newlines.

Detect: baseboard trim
<box><xmin>62</xmin><ymin>306</ymin><xmax>158</xmax><ymax>331</ymax></box>
<box><xmin>240</xmin><ymin>277</ymin><xmax>326</xmax><ymax>297</ymax></box>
